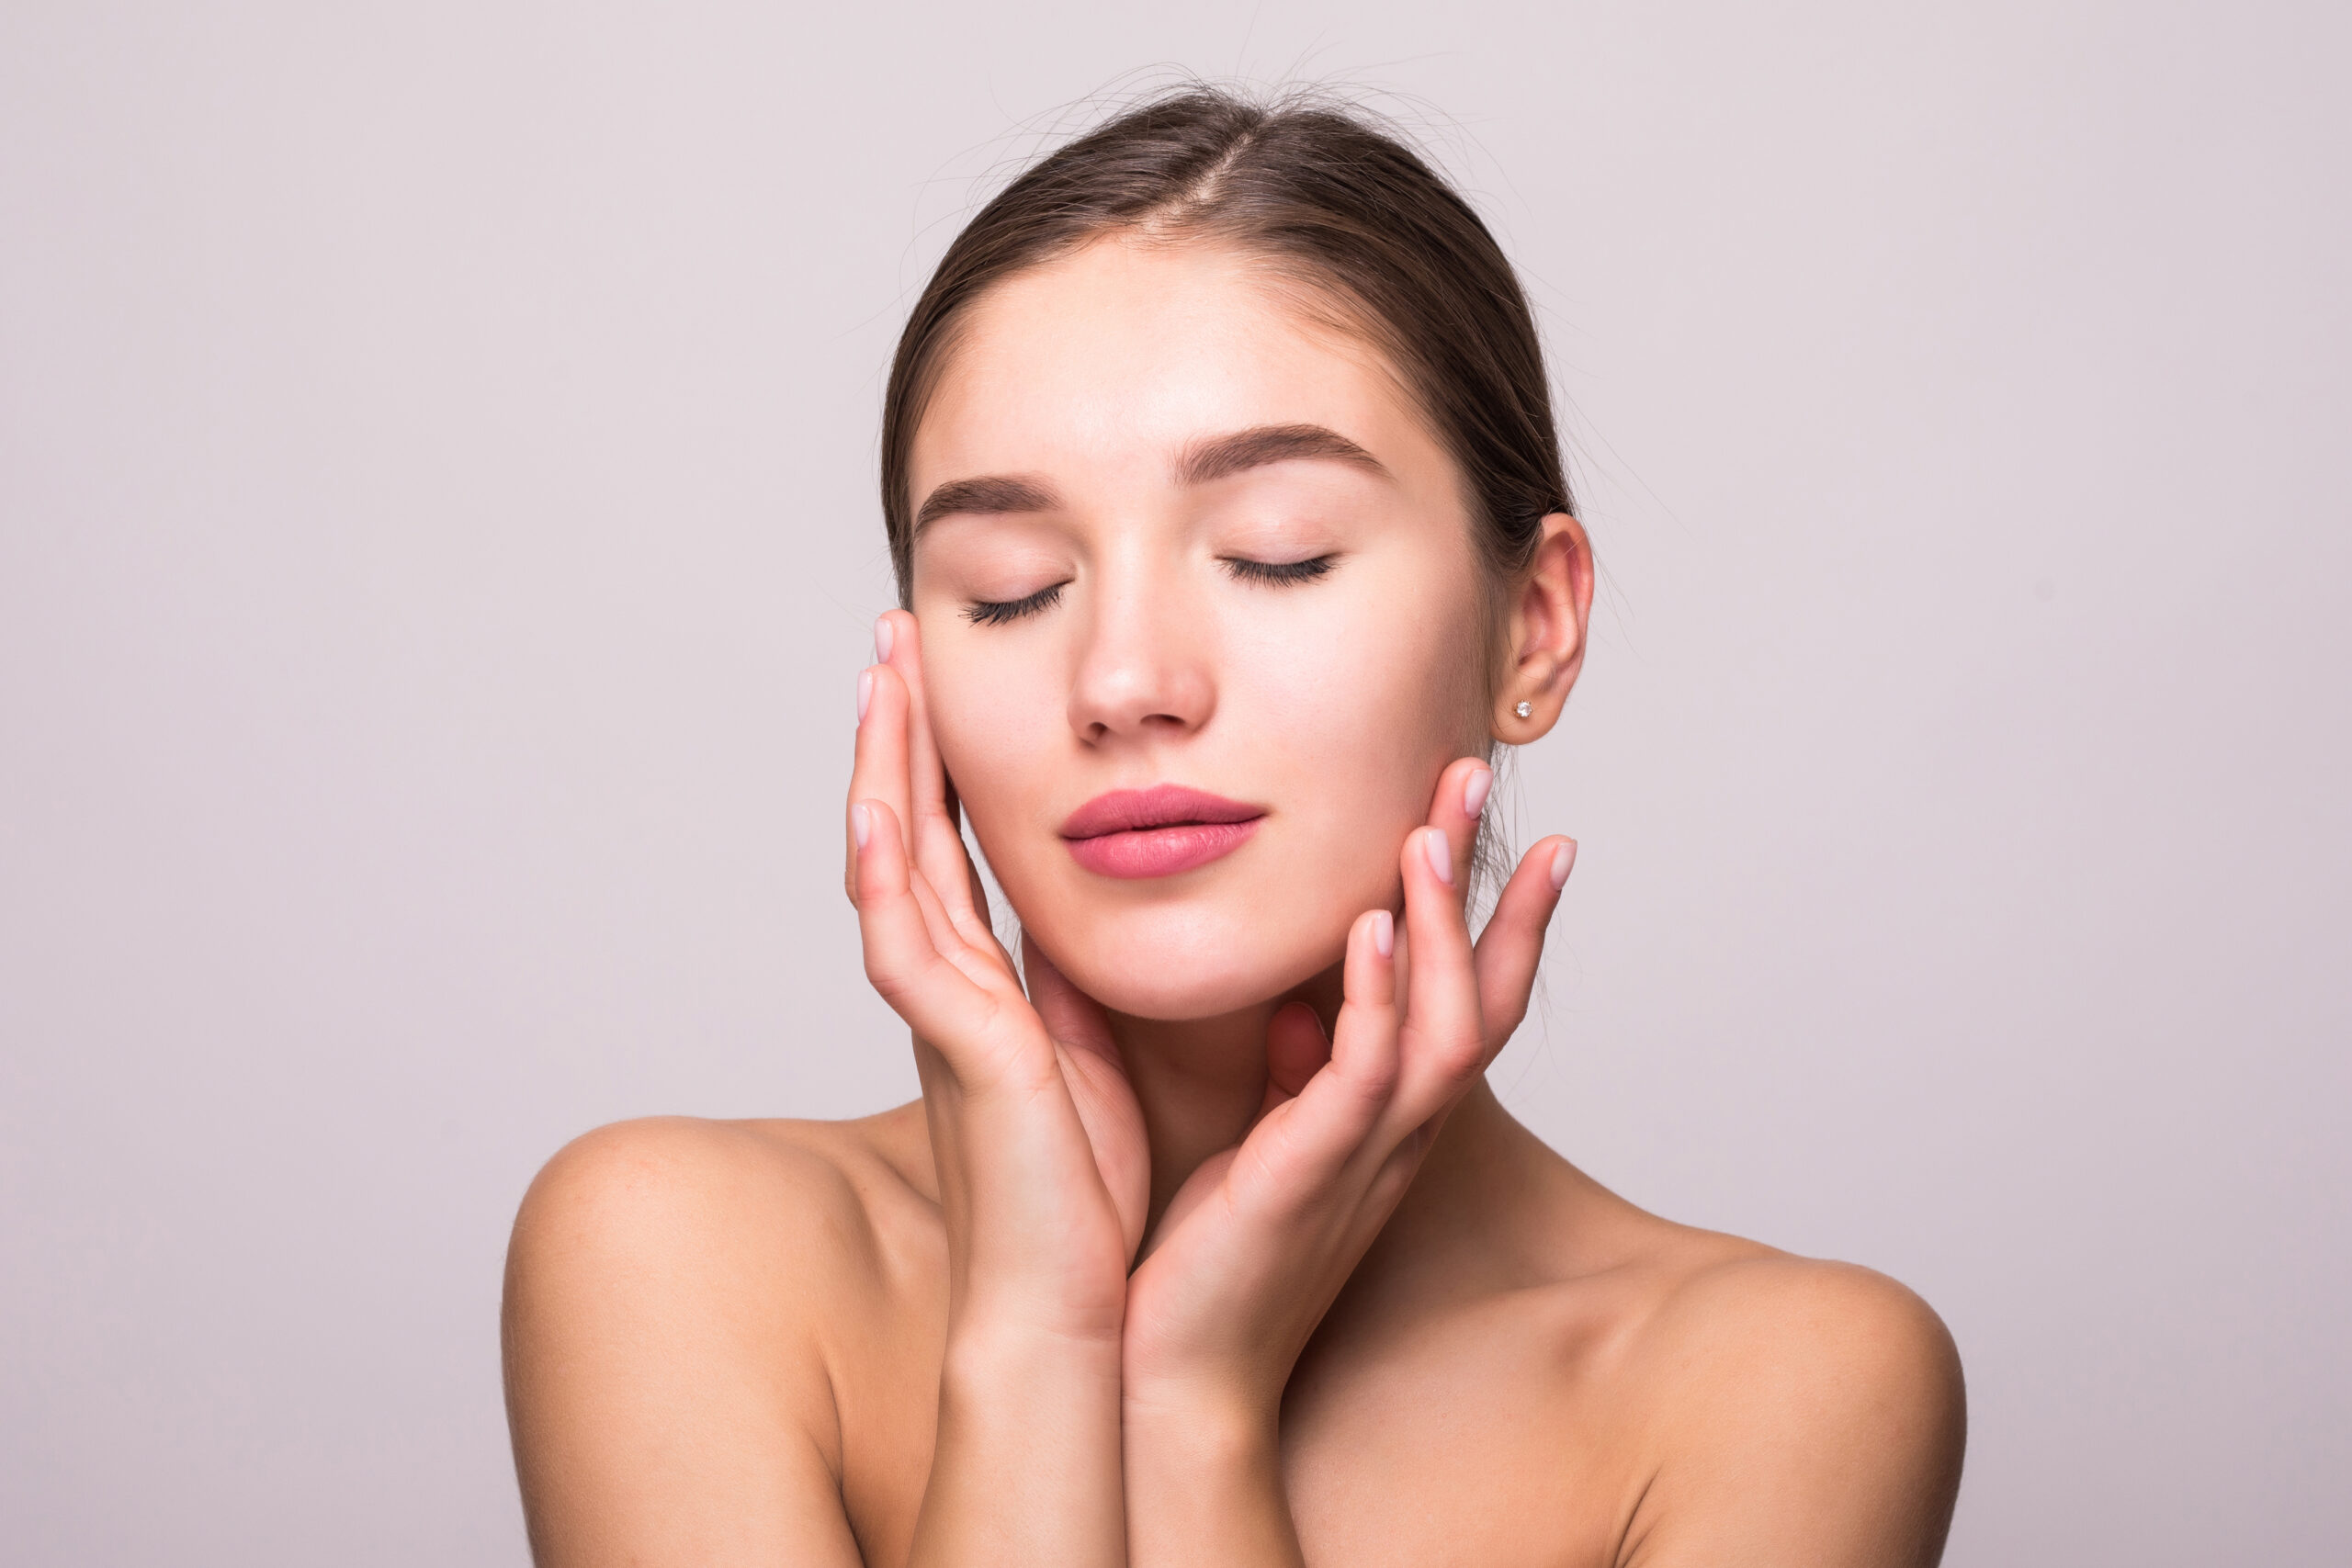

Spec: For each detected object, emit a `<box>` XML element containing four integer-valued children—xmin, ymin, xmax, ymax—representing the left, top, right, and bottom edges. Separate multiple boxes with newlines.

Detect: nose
<box><xmin>1066</xmin><ymin>555</ymin><xmax>1216</xmax><ymax>745</ymax></box>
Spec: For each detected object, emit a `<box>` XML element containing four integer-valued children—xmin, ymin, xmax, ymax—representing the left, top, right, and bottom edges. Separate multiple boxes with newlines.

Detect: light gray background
<box><xmin>3</xmin><ymin>1</ymin><xmax>2344</xmax><ymax>1562</ymax></box>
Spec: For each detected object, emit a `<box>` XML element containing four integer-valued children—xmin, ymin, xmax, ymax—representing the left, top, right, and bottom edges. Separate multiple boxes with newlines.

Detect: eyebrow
<box><xmin>1176</xmin><ymin>423</ymin><xmax>1388</xmax><ymax>486</ymax></box>
<box><xmin>910</xmin><ymin>423</ymin><xmax>1386</xmax><ymax>534</ymax></box>
<box><xmin>913</xmin><ymin>474</ymin><xmax>1063</xmax><ymax>532</ymax></box>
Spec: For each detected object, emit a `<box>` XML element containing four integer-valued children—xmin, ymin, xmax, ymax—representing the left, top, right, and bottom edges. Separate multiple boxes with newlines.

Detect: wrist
<box><xmin>1121</xmin><ymin>1374</ymin><xmax>1280</xmax><ymax>1459</ymax></box>
<box><xmin>1122</xmin><ymin>1381</ymin><xmax>1300</xmax><ymax>1568</ymax></box>
<box><xmin>942</xmin><ymin>1315</ymin><xmax>1123</xmax><ymax>1406</ymax></box>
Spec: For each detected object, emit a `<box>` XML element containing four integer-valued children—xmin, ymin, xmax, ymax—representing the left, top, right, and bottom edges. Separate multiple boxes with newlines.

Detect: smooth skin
<box><xmin>502</xmin><ymin>237</ymin><xmax>1966</xmax><ymax>1567</ymax></box>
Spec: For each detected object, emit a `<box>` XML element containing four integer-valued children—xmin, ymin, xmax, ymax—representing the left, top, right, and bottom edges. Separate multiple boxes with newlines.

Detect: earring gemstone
<box><xmin>1514</xmin><ymin>701</ymin><xmax>1532</xmax><ymax>719</ymax></box>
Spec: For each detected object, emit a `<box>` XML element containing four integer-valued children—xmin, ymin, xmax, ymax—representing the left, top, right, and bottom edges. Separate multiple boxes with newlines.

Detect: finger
<box><xmin>1429</xmin><ymin>755</ymin><xmax>1494</xmax><ymax>889</ymax></box>
<box><xmin>846</xmin><ymin>659</ymin><xmax>919</xmax><ymax>904</ymax></box>
<box><xmin>1391</xmin><ymin>816</ymin><xmax>1486</xmax><ymax>1121</ymax></box>
<box><xmin>1313</xmin><ymin>908</ymin><xmax>1401</xmax><ymax>1133</ymax></box>
<box><xmin>875</xmin><ymin>611</ymin><xmax>947</xmax><ymax>820</ymax></box>
<box><xmin>1232</xmin><ymin>910</ymin><xmax>1398</xmax><ymax>1207</ymax></box>
<box><xmin>905</xmin><ymin>849</ymin><xmax>984</xmax><ymax>979</ymax></box>
<box><xmin>1377</xmin><ymin>753</ymin><xmax>1485</xmax><ymax>991</ymax></box>
<box><xmin>1472</xmin><ymin>836</ymin><xmax>1576</xmax><ymax>1064</ymax></box>
<box><xmin>876</xmin><ymin>612</ymin><xmax>989</xmax><ymax>942</ymax></box>
<box><xmin>1262</xmin><ymin>1002</ymin><xmax>1330</xmax><ymax>1111</ymax></box>
<box><xmin>850</xmin><ymin>798</ymin><xmax>991</xmax><ymax>1049</ymax></box>
<box><xmin>848</xmin><ymin>661</ymin><xmax>975</xmax><ymax>958</ymax></box>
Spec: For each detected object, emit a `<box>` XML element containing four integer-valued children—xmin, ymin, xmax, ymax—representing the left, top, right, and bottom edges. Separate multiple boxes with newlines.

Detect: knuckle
<box><xmin>862</xmin><ymin>953</ymin><xmax>911</xmax><ymax>999</ymax></box>
<box><xmin>1433</xmin><ymin>1028</ymin><xmax>1485</xmax><ymax>1082</ymax></box>
<box><xmin>1341</xmin><ymin>1050</ymin><xmax>1399</xmax><ymax>1103</ymax></box>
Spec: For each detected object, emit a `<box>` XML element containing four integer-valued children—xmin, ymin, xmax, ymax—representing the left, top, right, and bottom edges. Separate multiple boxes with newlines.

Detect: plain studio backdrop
<box><xmin>3</xmin><ymin>1</ymin><xmax>2346</xmax><ymax>1562</ymax></box>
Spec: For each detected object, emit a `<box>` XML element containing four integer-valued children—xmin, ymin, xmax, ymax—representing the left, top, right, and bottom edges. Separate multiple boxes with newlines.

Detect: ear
<box><xmin>1492</xmin><ymin>513</ymin><xmax>1593</xmax><ymax>743</ymax></box>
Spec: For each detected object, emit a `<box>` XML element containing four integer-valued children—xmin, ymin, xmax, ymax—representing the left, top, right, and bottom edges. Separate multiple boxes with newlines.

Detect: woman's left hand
<box><xmin>1119</xmin><ymin>756</ymin><xmax>1576</xmax><ymax>1434</ymax></box>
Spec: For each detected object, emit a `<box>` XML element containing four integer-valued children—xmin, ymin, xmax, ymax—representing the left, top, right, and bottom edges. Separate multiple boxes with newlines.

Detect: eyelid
<box><xmin>964</xmin><ymin>580</ymin><xmax>1068</xmax><ymax>626</ymax></box>
<box><xmin>1221</xmin><ymin>553</ymin><xmax>1337</xmax><ymax>585</ymax></box>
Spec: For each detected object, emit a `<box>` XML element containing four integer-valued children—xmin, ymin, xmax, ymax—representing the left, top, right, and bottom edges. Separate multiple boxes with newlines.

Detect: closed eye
<box><xmin>1222</xmin><ymin>555</ymin><xmax>1337</xmax><ymax>586</ymax></box>
<box><xmin>964</xmin><ymin>581</ymin><xmax>1067</xmax><ymax>626</ymax></box>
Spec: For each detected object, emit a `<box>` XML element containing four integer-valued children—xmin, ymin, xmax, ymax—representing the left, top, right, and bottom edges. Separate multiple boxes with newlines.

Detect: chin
<box><xmin>1020</xmin><ymin>897</ymin><xmax>1343</xmax><ymax>1022</ymax></box>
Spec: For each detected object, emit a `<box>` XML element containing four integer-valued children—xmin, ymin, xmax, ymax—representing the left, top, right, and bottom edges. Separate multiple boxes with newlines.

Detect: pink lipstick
<box><xmin>1059</xmin><ymin>785</ymin><xmax>1265</xmax><ymax>879</ymax></box>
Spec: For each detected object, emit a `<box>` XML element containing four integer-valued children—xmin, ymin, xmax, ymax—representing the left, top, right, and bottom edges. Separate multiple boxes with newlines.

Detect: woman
<box><xmin>502</xmin><ymin>87</ymin><xmax>1966</xmax><ymax>1566</ymax></box>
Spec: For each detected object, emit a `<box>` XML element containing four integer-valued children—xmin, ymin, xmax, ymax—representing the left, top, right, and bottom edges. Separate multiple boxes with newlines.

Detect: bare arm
<box><xmin>501</xmin><ymin>1119</ymin><xmax>866</xmax><ymax>1567</ymax></box>
<box><xmin>500</xmin><ymin>1101</ymin><xmax>1130</xmax><ymax>1568</ymax></box>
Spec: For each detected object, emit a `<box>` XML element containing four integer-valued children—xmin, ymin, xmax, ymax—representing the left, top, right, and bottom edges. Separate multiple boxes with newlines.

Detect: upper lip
<box><xmin>1059</xmin><ymin>785</ymin><xmax>1265</xmax><ymax>840</ymax></box>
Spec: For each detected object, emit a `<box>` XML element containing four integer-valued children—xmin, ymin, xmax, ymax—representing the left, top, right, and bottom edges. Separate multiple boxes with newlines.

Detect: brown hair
<box><xmin>878</xmin><ymin>85</ymin><xmax>1573</xmax><ymax>606</ymax></box>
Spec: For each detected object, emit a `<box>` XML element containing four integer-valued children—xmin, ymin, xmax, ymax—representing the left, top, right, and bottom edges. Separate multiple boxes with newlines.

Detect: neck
<box><xmin>1103</xmin><ymin>964</ymin><xmax>1542</xmax><ymax>1264</ymax></box>
<box><xmin>1109</xmin><ymin>1002</ymin><xmax>1288</xmax><ymax>1227</ymax></box>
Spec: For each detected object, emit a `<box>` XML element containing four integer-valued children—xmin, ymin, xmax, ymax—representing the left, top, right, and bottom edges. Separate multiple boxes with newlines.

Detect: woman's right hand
<box><xmin>847</xmin><ymin>610</ymin><xmax>1148</xmax><ymax>1350</ymax></box>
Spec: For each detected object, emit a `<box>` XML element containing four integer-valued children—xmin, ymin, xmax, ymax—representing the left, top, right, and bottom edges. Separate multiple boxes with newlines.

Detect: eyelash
<box><xmin>964</xmin><ymin>582</ymin><xmax>1066</xmax><ymax>626</ymax></box>
<box><xmin>1223</xmin><ymin>554</ymin><xmax>1336</xmax><ymax>586</ymax></box>
<box><xmin>961</xmin><ymin>556</ymin><xmax>1337</xmax><ymax>626</ymax></box>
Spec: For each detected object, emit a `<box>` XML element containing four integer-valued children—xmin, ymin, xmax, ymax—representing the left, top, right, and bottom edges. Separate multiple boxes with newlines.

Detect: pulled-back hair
<box><xmin>879</xmin><ymin>86</ymin><xmax>1572</xmax><ymax>605</ymax></box>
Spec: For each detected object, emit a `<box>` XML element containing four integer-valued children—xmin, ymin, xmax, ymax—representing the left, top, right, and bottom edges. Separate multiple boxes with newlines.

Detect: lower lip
<box><xmin>1064</xmin><ymin>818</ymin><xmax>1261</xmax><ymax>879</ymax></box>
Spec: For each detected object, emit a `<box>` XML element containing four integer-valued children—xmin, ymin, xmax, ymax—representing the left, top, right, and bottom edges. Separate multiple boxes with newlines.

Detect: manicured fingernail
<box><xmin>1549</xmin><ymin>838</ymin><xmax>1577</xmax><ymax>890</ymax></box>
<box><xmin>1462</xmin><ymin>764</ymin><xmax>1492</xmax><ymax>818</ymax></box>
<box><xmin>851</xmin><ymin>803</ymin><xmax>871</xmax><ymax>850</ymax></box>
<box><xmin>856</xmin><ymin>668</ymin><xmax>874</xmax><ymax>723</ymax></box>
<box><xmin>873</xmin><ymin>615</ymin><xmax>895</xmax><ymax>663</ymax></box>
<box><xmin>1424</xmin><ymin>827</ymin><xmax>1454</xmax><ymax>886</ymax></box>
<box><xmin>1371</xmin><ymin>908</ymin><xmax>1395</xmax><ymax>957</ymax></box>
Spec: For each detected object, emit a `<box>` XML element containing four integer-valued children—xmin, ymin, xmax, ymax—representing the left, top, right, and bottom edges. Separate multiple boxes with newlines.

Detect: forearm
<box><xmin>1122</xmin><ymin>1391</ymin><xmax>1305</xmax><ymax>1568</ymax></box>
<box><xmin>909</xmin><ymin>1327</ymin><xmax>1127</xmax><ymax>1568</ymax></box>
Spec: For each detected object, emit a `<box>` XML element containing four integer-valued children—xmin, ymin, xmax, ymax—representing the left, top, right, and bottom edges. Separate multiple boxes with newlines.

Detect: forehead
<box><xmin>910</xmin><ymin>237</ymin><xmax>1442</xmax><ymax>495</ymax></box>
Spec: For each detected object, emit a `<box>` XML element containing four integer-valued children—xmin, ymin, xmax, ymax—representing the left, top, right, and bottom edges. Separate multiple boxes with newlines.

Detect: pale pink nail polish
<box><xmin>1463</xmin><ymin>764</ymin><xmax>1492</xmax><ymax>818</ymax></box>
<box><xmin>1372</xmin><ymin>908</ymin><xmax>1395</xmax><ymax>957</ymax></box>
<box><xmin>851</xmin><ymin>803</ymin><xmax>871</xmax><ymax>850</ymax></box>
<box><xmin>1424</xmin><ymin>827</ymin><xmax>1454</xmax><ymax>886</ymax></box>
<box><xmin>856</xmin><ymin>669</ymin><xmax>874</xmax><ymax>723</ymax></box>
<box><xmin>874</xmin><ymin>615</ymin><xmax>895</xmax><ymax>663</ymax></box>
<box><xmin>1549</xmin><ymin>839</ymin><xmax>1577</xmax><ymax>890</ymax></box>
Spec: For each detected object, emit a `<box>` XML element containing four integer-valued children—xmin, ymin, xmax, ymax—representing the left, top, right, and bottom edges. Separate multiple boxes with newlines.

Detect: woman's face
<box><xmin>907</xmin><ymin>237</ymin><xmax>1494</xmax><ymax>1021</ymax></box>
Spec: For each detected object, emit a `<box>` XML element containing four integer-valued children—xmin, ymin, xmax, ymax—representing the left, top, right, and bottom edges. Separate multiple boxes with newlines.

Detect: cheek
<box><xmin>921</xmin><ymin>633</ymin><xmax>1068</xmax><ymax>840</ymax></box>
<box><xmin>908</xmin><ymin>565</ymin><xmax>1490</xmax><ymax>1019</ymax></box>
<box><xmin>1234</xmin><ymin>560</ymin><xmax>1488</xmax><ymax>769</ymax></box>
<box><xmin>1222</xmin><ymin>567</ymin><xmax>1491</xmax><ymax>882</ymax></box>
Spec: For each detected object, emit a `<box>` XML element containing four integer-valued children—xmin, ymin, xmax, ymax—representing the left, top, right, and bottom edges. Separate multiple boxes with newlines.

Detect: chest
<box><xmin>831</xmin><ymin>1296</ymin><xmax>1645</xmax><ymax>1568</ymax></box>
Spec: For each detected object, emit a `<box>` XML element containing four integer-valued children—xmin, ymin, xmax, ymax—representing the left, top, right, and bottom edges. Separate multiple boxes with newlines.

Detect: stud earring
<box><xmin>1514</xmin><ymin>701</ymin><xmax>1532</xmax><ymax>719</ymax></box>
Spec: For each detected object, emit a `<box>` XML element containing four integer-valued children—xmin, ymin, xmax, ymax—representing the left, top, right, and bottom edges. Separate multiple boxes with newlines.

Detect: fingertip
<box><xmin>1548</xmin><ymin>837</ymin><xmax>1577</xmax><ymax>891</ymax></box>
<box><xmin>873</xmin><ymin>612</ymin><xmax>897</xmax><ymax>664</ymax></box>
<box><xmin>852</xmin><ymin>802</ymin><xmax>872</xmax><ymax>851</ymax></box>
<box><xmin>1422</xmin><ymin>826</ymin><xmax>1454</xmax><ymax>886</ymax></box>
<box><xmin>1371</xmin><ymin>908</ymin><xmax>1395</xmax><ymax>958</ymax></box>
<box><xmin>1272</xmin><ymin>998</ymin><xmax>1327</xmax><ymax>1041</ymax></box>
<box><xmin>1462</xmin><ymin>762</ymin><xmax>1493</xmax><ymax>819</ymax></box>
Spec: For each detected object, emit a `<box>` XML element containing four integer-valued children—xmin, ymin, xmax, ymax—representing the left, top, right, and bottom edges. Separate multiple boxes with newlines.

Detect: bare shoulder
<box><xmin>501</xmin><ymin>1105</ymin><xmax>937</xmax><ymax>1566</ymax></box>
<box><xmin>1608</xmin><ymin>1227</ymin><xmax>1966</xmax><ymax>1567</ymax></box>
<box><xmin>505</xmin><ymin>1108</ymin><xmax>933</xmax><ymax>1357</ymax></box>
<box><xmin>510</xmin><ymin>1105</ymin><xmax>933</xmax><ymax>1277</ymax></box>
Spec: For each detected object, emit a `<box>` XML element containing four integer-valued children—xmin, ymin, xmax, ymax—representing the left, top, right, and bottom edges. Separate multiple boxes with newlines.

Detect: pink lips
<box><xmin>1059</xmin><ymin>785</ymin><xmax>1266</xmax><ymax>879</ymax></box>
